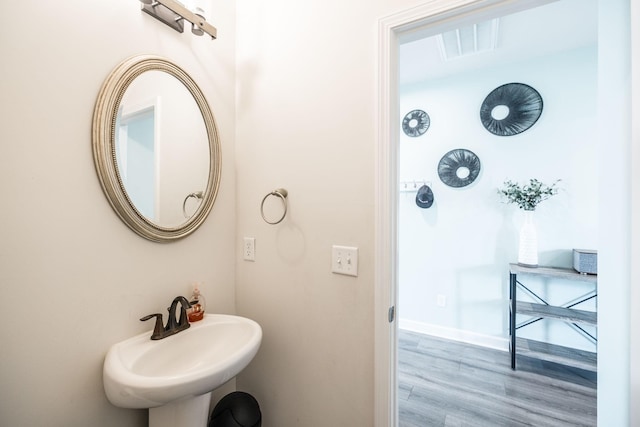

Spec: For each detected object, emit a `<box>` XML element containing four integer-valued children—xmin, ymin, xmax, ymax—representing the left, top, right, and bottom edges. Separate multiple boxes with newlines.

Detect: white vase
<box><xmin>518</xmin><ymin>209</ymin><xmax>538</xmax><ymax>267</ymax></box>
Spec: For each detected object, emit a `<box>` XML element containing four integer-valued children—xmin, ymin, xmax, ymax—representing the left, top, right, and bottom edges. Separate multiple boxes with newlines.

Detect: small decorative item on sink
<box><xmin>498</xmin><ymin>178</ymin><xmax>560</xmax><ymax>267</ymax></box>
<box><xmin>188</xmin><ymin>283</ymin><xmax>206</xmax><ymax>322</ymax></box>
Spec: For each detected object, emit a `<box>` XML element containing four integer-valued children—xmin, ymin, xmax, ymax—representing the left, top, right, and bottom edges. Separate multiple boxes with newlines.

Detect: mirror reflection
<box><xmin>115</xmin><ymin>70</ymin><xmax>210</xmax><ymax>228</ymax></box>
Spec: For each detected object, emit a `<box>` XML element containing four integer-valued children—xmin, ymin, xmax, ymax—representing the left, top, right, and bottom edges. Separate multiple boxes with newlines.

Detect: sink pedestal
<box><xmin>149</xmin><ymin>392</ymin><xmax>212</xmax><ymax>427</ymax></box>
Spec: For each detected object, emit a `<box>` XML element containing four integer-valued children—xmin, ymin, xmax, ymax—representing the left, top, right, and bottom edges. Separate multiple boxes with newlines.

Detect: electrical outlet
<box><xmin>243</xmin><ymin>237</ymin><xmax>255</xmax><ymax>261</ymax></box>
<box><xmin>331</xmin><ymin>245</ymin><xmax>358</xmax><ymax>277</ymax></box>
<box><xmin>437</xmin><ymin>294</ymin><xmax>446</xmax><ymax>307</ymax></box>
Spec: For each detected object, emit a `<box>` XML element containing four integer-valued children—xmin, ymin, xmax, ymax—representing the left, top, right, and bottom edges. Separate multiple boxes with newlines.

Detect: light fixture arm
<box><xmin>141</xmin><ymin>0</ymin><xmax>217</xmax><ymax>40</ymax></box>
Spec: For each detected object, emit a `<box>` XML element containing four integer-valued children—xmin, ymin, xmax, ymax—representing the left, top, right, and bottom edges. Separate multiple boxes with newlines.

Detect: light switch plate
<box><xmin>331</xmin><ymin>245</ymin><xmax>358</xmax><ymax>277</ymax></box>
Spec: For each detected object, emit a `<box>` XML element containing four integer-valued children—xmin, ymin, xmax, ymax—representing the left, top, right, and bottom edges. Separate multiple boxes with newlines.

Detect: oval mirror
<box><xmin>92</xmin><ymin>55</ymin><xmax>221</xmax><ymax>242</ymax></box>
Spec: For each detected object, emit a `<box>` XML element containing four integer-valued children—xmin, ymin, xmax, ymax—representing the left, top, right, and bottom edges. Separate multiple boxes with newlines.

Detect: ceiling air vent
<box><xmin>437</xmin><ymin>18</ymin><xmax>500</xmax><ymax>61</ymax></box>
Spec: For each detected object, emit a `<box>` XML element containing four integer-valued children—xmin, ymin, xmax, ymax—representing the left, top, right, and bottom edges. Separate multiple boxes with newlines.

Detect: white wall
<box><xmin>234</xmin><ymin>0</ymin><xmax>636</xmax><ymax>425</ymax></box>
<box><xmin>398</xmin><ymin>46</ymin><xmax>598</xmax><ymax>351</ymax></box>
<box><xmin>234</xmin><ymin>0</ymin><xmax>424</xmax><ymax>425</ymax></box>
<box><xmin>0</xmin><ymin>1</ymin><xmax>236</xmax><ymax>426</ymax></box>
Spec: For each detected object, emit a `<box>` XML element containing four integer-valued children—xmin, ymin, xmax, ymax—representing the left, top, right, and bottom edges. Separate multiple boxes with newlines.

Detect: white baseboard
<box><xmin>399</xmin><ymin>319</ymin><xmax>509</xmax><ymax>352</ymax></box>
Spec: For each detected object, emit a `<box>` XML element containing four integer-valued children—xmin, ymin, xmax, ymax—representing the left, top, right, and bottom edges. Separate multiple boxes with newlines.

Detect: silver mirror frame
<box><xmin>92</xmin><ymin>55</ymin><xmax>221</xmax><ymax>242</ymax></box>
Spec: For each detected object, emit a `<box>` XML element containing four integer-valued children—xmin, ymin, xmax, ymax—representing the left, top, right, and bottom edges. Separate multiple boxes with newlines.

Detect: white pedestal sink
<box><xmin>103</xmin><ymin>314</ymin><xmax>262</xmax><ymax>427</ymax></box>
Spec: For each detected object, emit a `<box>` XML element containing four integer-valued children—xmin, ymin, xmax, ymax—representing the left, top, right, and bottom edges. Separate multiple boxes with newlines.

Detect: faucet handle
<box><xmin>166</xmin><ymin>305</ymin><xmax>178</xmax><ymax>330</ymax></box>
<box><xmin>178</xmin><ymin>300</ymin><xmax>191</xmax><ymax>326</ymax></box>
<box><xmin>140</xmin><ymin>313</ymin><xmax>165</xmax><ymax>340</ymax></box>
<box><xmin>169</xmin><ymin>296</ymin><xmax>192</xmax><ymax>327</ymax></box>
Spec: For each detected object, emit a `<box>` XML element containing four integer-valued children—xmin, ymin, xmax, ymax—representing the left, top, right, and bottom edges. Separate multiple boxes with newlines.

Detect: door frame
<box><xmin>374</xmin><ymin>0</ymin><xmax>637</xmax><ymax>425</ymax></box>
<box><xmin>631</xmin><ymin>2</ymin><xmax>640</xmax><ymax>423</ymax></box>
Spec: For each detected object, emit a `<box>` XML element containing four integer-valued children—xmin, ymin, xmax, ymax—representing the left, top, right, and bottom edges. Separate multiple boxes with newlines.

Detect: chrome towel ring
<box><xmin>183</xmin><ymin>191</ymin><xmax>204</xmax><ymax>218</ymax></box>
<box><xmin>261</xmin><ymin>188</ymin><xmax>288</xmax><ymax>225</ymax></box>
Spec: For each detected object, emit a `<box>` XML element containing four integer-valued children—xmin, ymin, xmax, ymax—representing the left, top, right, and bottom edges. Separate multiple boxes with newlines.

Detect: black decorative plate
<box><xmin>480</xmin><ymin>83</ymin><xmax>543</xmax><ymax>136</ymax></box>
<box><xmin>438</xmin><ymin>149</ymin><xmax>481</xmax><ymax>188</ymax></box>
<box><xmin>402</xmin><ymin>109</ymin><xmax>430</xmax><ymax>137</ymax></box>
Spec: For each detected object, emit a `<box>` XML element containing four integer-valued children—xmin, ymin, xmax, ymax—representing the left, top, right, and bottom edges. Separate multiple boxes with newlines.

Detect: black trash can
<box><xmin>209</xmin><ymin>391</ymin><xmax>261</xmax><ymax>427</ymax></box>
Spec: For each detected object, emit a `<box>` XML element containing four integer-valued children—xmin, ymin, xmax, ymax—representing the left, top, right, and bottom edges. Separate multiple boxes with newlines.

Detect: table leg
<box><xmin>510</xmin><ymin>272</ymin><xmax>517</xmax><ymax>370</ymax></box>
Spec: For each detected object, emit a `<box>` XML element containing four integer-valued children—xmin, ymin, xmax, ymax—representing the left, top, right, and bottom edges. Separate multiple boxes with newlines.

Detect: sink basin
<box><xmin>103</xmin><ymin>313</ymin><xmax>262</xmax><ymax>415</ymax></box>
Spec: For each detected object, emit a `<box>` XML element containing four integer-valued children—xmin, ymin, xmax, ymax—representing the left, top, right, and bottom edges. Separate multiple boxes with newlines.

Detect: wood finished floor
<box><xmin>398</xmin><ymin>330</ymin><xmax>596</xmax><ymax>427</ymax></box>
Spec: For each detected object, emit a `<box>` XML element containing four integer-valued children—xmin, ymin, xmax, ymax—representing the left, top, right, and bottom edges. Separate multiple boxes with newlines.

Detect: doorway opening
<box><xmin>117</xmin><ymin>106</ymin><xmax>157</xmax><ymax>219</ymax></box>
<box><xmin>397</xmin><ymin>1</ymin><xmax>598</xmax><ymax>424</ymax></box>
<box><xmin>375</xmin><ymin>0</ymin><xmax>633</xmax><ymax>426</ymax></box>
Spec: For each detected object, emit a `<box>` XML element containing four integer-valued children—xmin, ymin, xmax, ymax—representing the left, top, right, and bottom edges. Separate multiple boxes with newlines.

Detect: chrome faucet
<box><xmin>140</xmin><ymin>296</ymin><xmax>193</xmax><ymax>340</ymax></box>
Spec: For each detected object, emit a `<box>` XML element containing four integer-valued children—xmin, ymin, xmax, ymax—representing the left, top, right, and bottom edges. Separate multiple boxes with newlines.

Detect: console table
<box><xmin>509</xmin><ymin>263</ymin><xmax>597</xmax><ymax>370</ymax></box>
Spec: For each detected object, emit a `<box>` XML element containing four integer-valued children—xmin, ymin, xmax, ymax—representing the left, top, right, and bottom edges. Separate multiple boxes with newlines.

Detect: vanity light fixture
<box><xmin>139</xmin><ymin>0</ymin><xmax>217</xmax><ymax>40</ymax></box>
